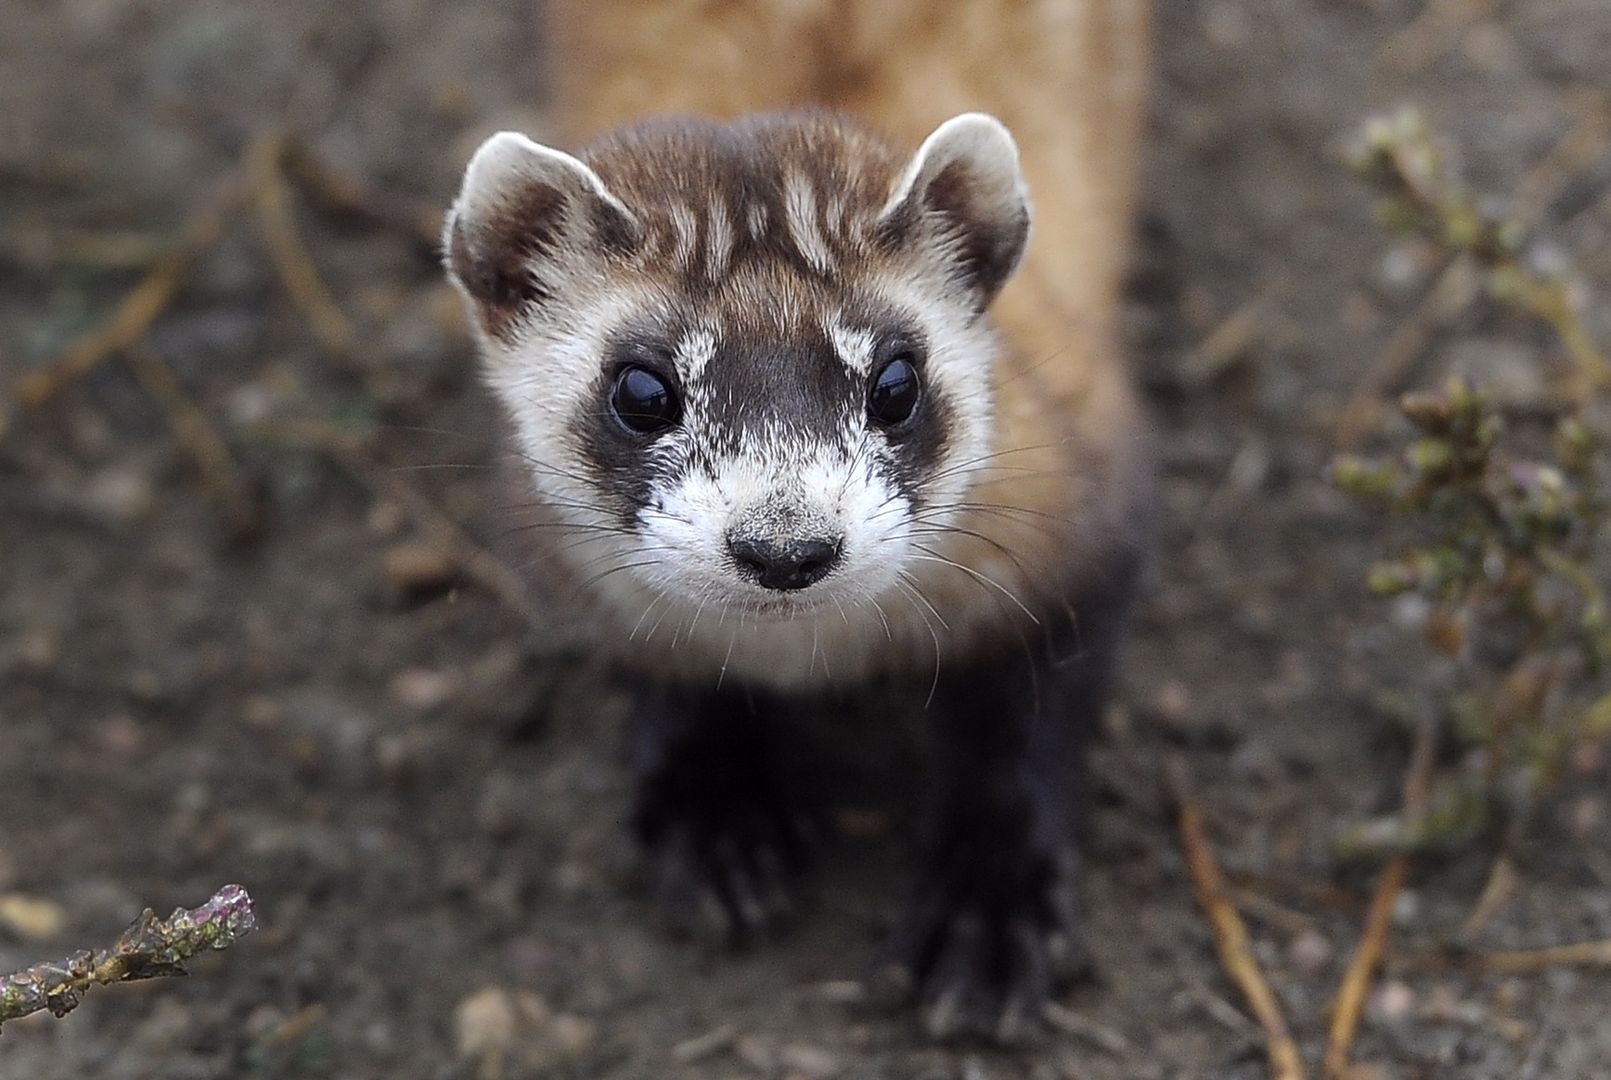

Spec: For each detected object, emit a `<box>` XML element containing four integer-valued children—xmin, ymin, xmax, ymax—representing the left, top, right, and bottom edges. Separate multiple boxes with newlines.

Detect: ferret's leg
<box><xmin>627</xmin><ymin>681</ymin><xmax>813</xmax><ymax>941</ymax></box>
<box><xmin>879</xmin><ymin>573</ymin><xmax>1137</xmax><ymax>1040</ymax></box>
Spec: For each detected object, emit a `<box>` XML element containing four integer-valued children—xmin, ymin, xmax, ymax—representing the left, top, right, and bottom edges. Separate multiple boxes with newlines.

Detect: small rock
<box><xmin>1287</xmin><ymin>928</ymin><xmax>1333</xmax><ymax>975</ymax></box>
<box><xmin>1369</xmin><ymin>979</ymin><xmax>1415</xmax><ymax>1024</ymax></box>
<box><xmin>780</xmin><ymin>1043</ymin><xmax>840</xmax><ymax>1078</ymax></box>
<box><xmin>455</xmin><ymin>987</ymin><xmax>518</xmax><ymax>1072</ymax></box>
<box><xmin>1572</xmin><ymin>741</ymin><xmax>1604</xmax><ymax>776</ymax></box>
<box><xmin>1152</xmin><ymin>681</ymin><xmax>1191</xmax><ymax>725</ymax></box>
<box><xmin>736</xmin><ymin>1034</ymin><xmax>779</xmax><ymax>1072</ymax></box>
<box><xmin>98</xmin><ymin>713</ymin><xmax>145</xmax><ymax>754</ymax></box>
<box><xmin>367</xmin><ymin>498</ymin><xmax>406</xmax><ymax>537</ymax></box>
<box><xmin>82</xmin><ymin>464</ymin><xmax>155</xmax><ymax>523</ymax></box>
<box><xmin>453</xmin><ymin>987</ymin><xmax>596</xmax><ymax>1078</ymax></box>
<box><xmin>0</xmin><ymin>893</ymin><xmax>67</xmax><ymax>941</ymax></box>
<box><xmin>243</xmin><ymin>696</ymin><xmax>284</xmax><ymax>731</ymax></box>
<box><xmin>672</xmin><ymin>1024</ymin><xmax>738</xmax><ymax>1064</ymax></box>
<box><xmin>388</xmin><ymin>668</ymin><xmax>461</xmax><ymax>712</ymax></box>
<box><xmin>1392</xmin><ymin>888</ymin><xmax>1422</xmax><ymax>927</ymax></box>
<box><xmin>13</xmin><ymin>627</ymin><xmax>61</xmax><ymax>670</ymax></box>
<box><xmin>1571</xmin><ymin>796</ymin><xmax>1603</xmax><ymax>840</ymax></box>
<box><xmin>381</xmin><ymin>543</ymin><xmax>460</xmax><ymax>597</ymax></box>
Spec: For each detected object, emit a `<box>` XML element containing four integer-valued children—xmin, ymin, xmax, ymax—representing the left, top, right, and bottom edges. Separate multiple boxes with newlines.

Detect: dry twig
<box><xmin>124</xmin><ymin>345</ymin><xmax>259</xmax><ymax>536</ymax></box>
<box><xmin>251</xmin><ymin>419</ymin><xmax>535</xmax><ymax>622</ymax></box>
<box><xmin>1477</xmin><ymin>939</ymin><xmax>1611</xmax><ymax>975</ymax></box>
<box><xmin>250</xmin><ymin>135</ymin><xmax>358</xmax><ymax>362</ymax></box>
<box><xmin>1335</xmin><ymin>259</ymin><xmax>1479</xmax><ymax>449</ymax></box>
<box><xmin>14</xmin><ymin>171</ymin><xmax>247</xmax><ymax>407</ymax></box>
<box><xmin>0</xmin><ymin>885</ymin><xmax>256</xmax><ymax>1032</ymax></box>
<box><xmin>1170</xmin><ymin>758</ymin><xmax>1306</xmax><ymax>1080</ymax></box>
<box><xmin>282</xmin><ymin>139</ymin><xmax>444</xmax><ymax>254</ymax></box>
<box><xmin>1322</xmin><ymin>716</ymin><xmax>1439</xmax><ymax>1080</ymax></box>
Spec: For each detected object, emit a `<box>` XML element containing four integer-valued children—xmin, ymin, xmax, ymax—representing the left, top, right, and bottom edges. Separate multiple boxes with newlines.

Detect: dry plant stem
<box><xmin>14</xmin><ymin>171</ymin><xmax>247</xmax><ymax>407</ymax></box>
<box><xmin>1322</xmin><ymin>716</ymin><xmax>1439</xmax><ymax>1080</ymax></box>
<box><xmin>0</xmin><ymin>885</ymin><xmax>256</xmax><ymax>1032</ymax></box>
<box><xmin>124</xmin><ymin>346</ymin><xmax>257</xmax><ymax>533</ymax></box>
<box><xmin>1339</xmin><ymin>106</ymin><xmax>1611</xmax><ymax>447</ymax></box>
<box><xmin>250</xmin><ymin>136</ymin><xmax>358</xmax><ymax>361</ymax></box>
<box><xmin>282</xmin><ymin>140</ymin><xmax>445</xmax><ymax>253</ymax></box>
<box><xmin>255</xmin><ymin>420</ymin><xmax>536</xmax><ymax>622</ymax></box>
<box><xmin>1478</xmin><ymin>939</ymin><xmax>1611</xmax><ymax>974</ymax></box>
<box><xmin>1170</xmin><ymin>758</ymin><xmax>1307</xmax><ymax>1080</ymax></box>
<box><xmin>1335</xmin><ymin>258</ymin><xmax>1479</xmax><ymax>450</ymax></box>
<box><xmin>1459</xmin><ymin>854</ymin><xmax>1519</xmax><ymax>940</ymax></box>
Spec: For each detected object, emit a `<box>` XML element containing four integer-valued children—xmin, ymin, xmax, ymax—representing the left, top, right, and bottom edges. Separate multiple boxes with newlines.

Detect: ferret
<box><xmin>443</xmin><ymin>0</ymin><xmax>1153</xmax><ymax>1041</ymax></box>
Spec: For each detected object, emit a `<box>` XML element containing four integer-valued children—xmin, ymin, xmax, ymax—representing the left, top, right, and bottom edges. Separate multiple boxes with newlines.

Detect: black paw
<box><xmin>632</xmin><ymin>772</ymin><xmax>815</xmax><ymax>943</ymax></box>
<box><xmin>873</xmin><ymin>843</ymin><xmax>1089</xmax><ymax>1042</ymax></box>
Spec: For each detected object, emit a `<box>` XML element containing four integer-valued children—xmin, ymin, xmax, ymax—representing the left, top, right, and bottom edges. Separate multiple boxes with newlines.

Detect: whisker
<box><xmin>909</xmin><ymin>546</ymin><xmax>1040</xmax><ymax>625</ymax></box>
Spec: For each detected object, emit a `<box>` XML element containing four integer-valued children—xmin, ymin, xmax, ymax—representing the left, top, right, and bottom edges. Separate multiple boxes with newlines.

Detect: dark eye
<box><xmin>868</xmin><ymin>354</ymin><xmax>921</xmax><ymax>426</ymax></box>
<box><xmin>610</xmin><ymin>365</ymin><xmax>680</xmax><ymax>434</ymax></box>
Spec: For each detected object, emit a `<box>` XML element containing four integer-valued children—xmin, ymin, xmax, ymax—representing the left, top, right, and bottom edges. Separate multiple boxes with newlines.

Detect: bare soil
<box><xmin>3</xmin><ymin>2</ymin><xmax>1610</xmax><ymax>1078</ymax></box>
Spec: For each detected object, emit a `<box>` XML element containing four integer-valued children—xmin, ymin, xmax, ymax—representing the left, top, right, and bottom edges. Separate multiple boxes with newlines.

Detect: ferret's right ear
<box><xmin>444</xmin><ymin>132</ymin><xmax>641</xmax><ymax>336</ymax></box>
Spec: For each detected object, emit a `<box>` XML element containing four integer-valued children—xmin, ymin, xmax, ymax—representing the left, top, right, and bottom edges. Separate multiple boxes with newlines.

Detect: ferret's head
<box><xmin>445</xmin><ymin>111</ymin><xmax>1029</xmax><ymax>618</ymax></box>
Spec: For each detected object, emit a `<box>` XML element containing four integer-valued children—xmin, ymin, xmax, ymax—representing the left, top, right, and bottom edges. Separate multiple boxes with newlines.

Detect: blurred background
<box><xmin>2</xmin><ymin>2</ymin><xmax>1610</xmax><ymax>1077</ymax></box>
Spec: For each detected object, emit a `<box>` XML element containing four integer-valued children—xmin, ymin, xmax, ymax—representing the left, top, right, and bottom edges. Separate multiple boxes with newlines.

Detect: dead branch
<box><xmin>14</xmin><ymin>170</ymin><xmax>247</xmax><ymax>408</ymax></box>
<box><xmin>281</xmin><ymin>139</ymin><xmax>444</xmax><ymax>254</ymax></box>
<box><xmin>124</xmin><ymin>345</ymin><xmax>260</xmax><ymax>536</ymax></box>
<box><xmin>1335</xmin><ymin>258</ymin><xmax>1479</xmax><ymax>450</ymax></box>
<box><xmin>250</xmin><ymin>419</ymin><xmax>536</xmax><ymax>622</ymax></box>
<box><xmin>0</xmin><ymin>885</ymin><xmax>256</xmax><ymax>1032</ymax></box>
<box><xmin>1477</xmin><ymin>939</ymin><xmax>1611</xmax><ymax>975</ymax></box>
<box><xmin>250</xmin><ymin>135</ymin><xmax>358</xmax><ymax>362</ymax></box>
<box><xmin>1322</xmin><ymin>715</ymin><xmax>1439</xmax><ymax>1080</ymax></box>
<box><xmin>1170</xmin><ymin>758</ymin><xmax>1307</xmax><ymax>1080</ymax></box>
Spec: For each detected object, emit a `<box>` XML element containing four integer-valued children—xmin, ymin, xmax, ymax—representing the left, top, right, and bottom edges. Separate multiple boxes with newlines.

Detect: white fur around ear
<box><xmin>444</xmin><ymin>132</ymin><xmax>640</xmax><ymax>335</ymax></box>
<box><xmin>879</xmin><ymin>113</ymin><xmax>1031</xmax><ymax>303</ymax></box>
<box><xmin>451</xmin><ymin>132</ymin><xmax>633</xmax><ymax>231</ymax></box>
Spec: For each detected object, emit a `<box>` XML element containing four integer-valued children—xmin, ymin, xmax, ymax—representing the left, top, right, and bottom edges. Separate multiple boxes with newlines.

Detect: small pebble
<box><xmin>1287</xmin><ymin>928</ymin><xmax>1333</xmax><ymax>975</ymax></box>
<box><xmin>381</xmin><ymin>543</ymin><xmax>460</xmax><ymax>594</ymax></box>
<box><xmin>453</xmin><ymin>987</ymin><xmax>595</xmax><ymax>1077</ymax></box>
<box><xmin>736</xmin><ymin>1034</ymin><xmax>778</xmax><ymax>1072</ymax></box>
<box><xmin>1152</xmin><ymin>681</ymin><xmax>1191</xmax><ymax>725</ymax></box>
<box><xmin>0</xmin><ymin>893</ymin><xmax>67</xmax><ymax>940</ymax></box>
<box><xmin>1392</xmin><ymin>888</ymin><xmax>1422</xmax><ymax>927</ymax></box>
<box><xmin>1370</xmin><ymin>979</ymin><xmax>1415</xmax><ymax>1023</ymax></box>
<box><xmin>388</xmin><ymin>668</ymin><xmax>460</xmax><ymax>711</ymax></box>
<box><xmin>779</xmin><ymin>1043</ymin><xmax>840</xmax><ymax>1078</ymax></box>
<box><xmin>83</xmin><ymin>465</ymin><xmax>155</xmax><ymax>523</ymax></box>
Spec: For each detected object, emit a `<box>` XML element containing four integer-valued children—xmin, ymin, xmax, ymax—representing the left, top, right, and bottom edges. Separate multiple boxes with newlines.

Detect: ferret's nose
<box><xmin>727</xmin><ymin>535</ymin><xmax>842</xmax><ymax>591</ymax></box>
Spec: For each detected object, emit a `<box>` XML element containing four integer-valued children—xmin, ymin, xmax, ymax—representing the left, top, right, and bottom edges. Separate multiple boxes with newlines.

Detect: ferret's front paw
<box><xmin>631</xmin><ymin>771</ymin><xmax>814</xmax><ymax>943</ymax></box>
<box><xmin>874</xmin><ymin>841</ymin><xmax>1090</xmax><ymax>1042</ymax></box>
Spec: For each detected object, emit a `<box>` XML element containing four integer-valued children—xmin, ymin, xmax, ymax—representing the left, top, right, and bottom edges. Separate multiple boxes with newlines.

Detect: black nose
<box><xmin>727</xmin><ymin>535</ymin><xmax>842</xmax><ymax>591</ymax></box>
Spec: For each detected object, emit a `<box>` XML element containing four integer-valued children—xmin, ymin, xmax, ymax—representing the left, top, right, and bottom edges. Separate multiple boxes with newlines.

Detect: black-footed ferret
<box><xmin>443</xmin><ymin>0</ymin><xmax>1153</xmax><ymax>1040</ymax></box>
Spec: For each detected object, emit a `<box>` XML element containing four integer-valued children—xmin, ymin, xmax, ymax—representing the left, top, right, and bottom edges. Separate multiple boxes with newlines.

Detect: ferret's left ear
<box><xmin>878</xmin><ymin>113</ymin><xmax>1031</xmax><ymax>306</ymax></box>
<box><xmin>443</xmin><ymin>131</ymin><xmax>641</xmax><ymax>339</ymax></box>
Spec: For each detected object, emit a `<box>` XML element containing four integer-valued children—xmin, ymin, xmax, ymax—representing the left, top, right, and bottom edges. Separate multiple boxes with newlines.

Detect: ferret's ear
<box><xmin>444</xmin><ymin>132</ymin><xmax>641</xmax><ymax>337</ymax></box>
<box><xmin>878</xmin><ymin>113</ymin><xmax>1030</xmax><ymax>307</ymax></box>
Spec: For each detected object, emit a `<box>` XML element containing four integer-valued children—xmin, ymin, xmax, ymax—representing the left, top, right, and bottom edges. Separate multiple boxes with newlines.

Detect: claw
<box><xmin>881</xmin><ymin>843</ymin><xmax>1086</xmax><ymax>1042</ymax></box>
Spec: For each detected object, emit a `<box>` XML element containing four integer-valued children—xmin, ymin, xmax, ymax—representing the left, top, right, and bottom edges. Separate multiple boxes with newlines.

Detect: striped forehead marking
<box><xmin>827</xmin><ymin>317</ymin><xmax>875</xmax><ymax>377</ymax></box>
<box><xmin>780</xmin><ymin>171</ymin><xmax>833</xmax><ymax>274</ymax></box>
<box><xmin>673</xmin><ymin>327</ymin><xmax>718</xmax><ymax>383</ymax></box>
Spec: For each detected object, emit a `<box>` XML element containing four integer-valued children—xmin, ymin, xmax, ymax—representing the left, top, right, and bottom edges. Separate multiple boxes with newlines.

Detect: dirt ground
<box><xmin>3</xmin><ymin>2</ymin><xmax>1611</xmax><ymax>1078</ymax></box>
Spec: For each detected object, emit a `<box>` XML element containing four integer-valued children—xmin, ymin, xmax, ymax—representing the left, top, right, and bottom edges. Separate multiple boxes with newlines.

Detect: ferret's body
<box><xmin>445</xmin><ymin>0</ymin><xmax>1152</xmax><ymax>1039</ymax></box>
